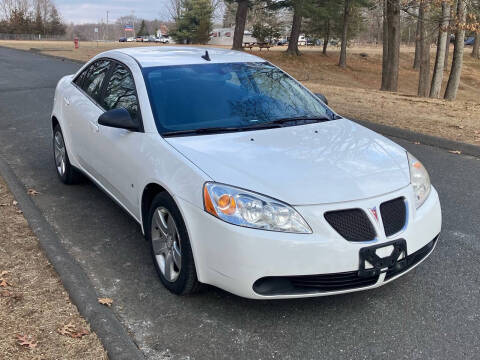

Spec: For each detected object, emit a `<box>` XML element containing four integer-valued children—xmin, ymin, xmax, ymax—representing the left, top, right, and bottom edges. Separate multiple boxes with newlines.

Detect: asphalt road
<box><xmin>0</xmin><ymin>46</ymin><xmax>479</xmax><ymax>360</ymax></box>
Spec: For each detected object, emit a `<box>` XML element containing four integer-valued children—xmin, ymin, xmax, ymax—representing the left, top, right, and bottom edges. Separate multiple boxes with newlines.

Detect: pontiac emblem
<box><xmin>369</xmin><ymin>207</ymin><xmax>379</xmax><ymax>223</ymax></box>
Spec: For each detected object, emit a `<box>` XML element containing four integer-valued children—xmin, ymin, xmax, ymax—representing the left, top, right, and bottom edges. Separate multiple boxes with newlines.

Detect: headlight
<box><xmin>407</xmin><ymin>153</ymin><xmax>431</xmax><ymax>208</ymax></box>
<box><xmin>203</xmin><ymin>182</ymin><xmax>312</xmax><ymax>234</ymax></box>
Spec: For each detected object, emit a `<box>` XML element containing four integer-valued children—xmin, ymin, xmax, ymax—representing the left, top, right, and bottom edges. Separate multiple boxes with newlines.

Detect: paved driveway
<box><xmin>0</xmin><ymin>47</ymin><xmax>479</xmax><ymax>359</ymax></box>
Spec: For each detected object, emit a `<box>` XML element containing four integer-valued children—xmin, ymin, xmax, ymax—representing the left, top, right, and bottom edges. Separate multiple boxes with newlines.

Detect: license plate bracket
<box><xmin>358</xmin><ymin>239</ymin><xmax>407</xmax><ymax>278</ymax></box>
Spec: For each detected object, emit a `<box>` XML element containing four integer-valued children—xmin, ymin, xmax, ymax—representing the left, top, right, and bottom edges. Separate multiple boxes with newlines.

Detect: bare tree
<box><xmin>381</xmin><ymin>0</ymin><xmax>389</xmax><ymax>90</ymax></box>
<box><xmin>443</xmin><ymin>2</ymin><xmax>454</xmax><ymax>70</ymax></box>
<box><xmin>472</xmin><ymin>32</ymin><xmax>479</xmax><ymax>58</ymax></box>
<box><xmin>413</xmin><ymin>6</ymin><xmax>422</xmax><ymax>69</ymax></box>
<box><xmin>287</xmin><ymin>3</ymin><xmax>302</xmax><ymax>55</ymax></box>
<box><xmin>232</xmin><ymin>0</ymin><xmax>249</xmax><ymax>50</ymax></box>
<box><xmin>430</xmin><ymin>1</ymin><xmax>450</xmax><ymax>98</ymax></box>
<box><xmin>417</xmin><ymin>1</ymin><xmax>430</xmax><ymax>97</ymax></box>
<box><xmin>444</xmin><ymin>0</ymin><xmax>466</xmax><ymax>100</ymax></box>
<box><xmin>381</xmin><ymin>0</ymin><xmax>400</xmax><ymax>91</ymax></box>
<box><xmin>338</xmin><ymin>0</ymin><xmax>351</xmax><ymax>67</ymax></box>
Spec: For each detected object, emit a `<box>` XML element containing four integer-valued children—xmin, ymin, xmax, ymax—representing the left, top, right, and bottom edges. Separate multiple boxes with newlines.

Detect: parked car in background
<box><xmin>277</xmin><ymin>39</ymin><xmax>287</xmax><ymax>46</ymax></box>
<box><xmin>464</xmin><ymin>36</ymin><xmax>475</xmax><ymax>46</ymax></box>
<box><xmin>126</xmin><ymin>37</ymin><xmax>135</xmax><ymax>42</ymax></box>
<box><xmin>51</xmin><ymin>47</ymin><xmax>441</xmax><ymax>299</ymax></box>
<box><xmin>135</xmin><ymin>36</ymin><xmax>144</xmax><ymax>42</ymax></box>
<box><xmin>155</xmin><ymin>36</ymin><xmax>170</xmax><ymax>44</ymax></box>
<box><xmin>118</xmin><ymin>37</ymin><xmax>127</xmax><ymax>43</ymax></box>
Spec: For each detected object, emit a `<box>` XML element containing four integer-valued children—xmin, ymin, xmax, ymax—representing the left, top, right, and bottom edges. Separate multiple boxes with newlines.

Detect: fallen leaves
<box><xmin>98</xmin><ymin>297</ymin><xmax>113</xmax><ymax>307</ymax></box>
<box><xmin>16</xmin><ymin>334</ymin><xmax>38</xmax><ymax>349</ymax></box>
<box><xmin>57</xmin><ymin>322</ymin><xmax>90</xmax><ymax>339</ymax></box>
<box><xmin>448</xmin><ymin>150</ymin><xmax>462</xmax><ymax>155</ymax></box>
<box><xmin>27</xmin><ymin>188</ymin><xmax>40</xmax><ymax>196</ymax></box>
<box><xmin>0</xmin><ymin>270</ymin><xmax>12</xmax><ymax>288</ymax></box>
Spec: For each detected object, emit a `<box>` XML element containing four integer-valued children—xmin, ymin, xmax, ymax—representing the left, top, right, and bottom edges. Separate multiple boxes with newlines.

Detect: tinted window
<box><xmin>102</xmin><ymin>64</ymin><xmax>139</xmax><ymax>120</ymax></box>
<box><xmin>82</xmin><ymin>60</ymin><xmax>111</xmax><ymax>101</ymax></box>
<box><xmin>73</xmin><ymin>67</ymin><xmax>87</xmax><ymax>87</ymax></box>
<box><xmin>143</xmin><ymin>62</ymin><xmax>328</xmax><ymax>134</ymax></box>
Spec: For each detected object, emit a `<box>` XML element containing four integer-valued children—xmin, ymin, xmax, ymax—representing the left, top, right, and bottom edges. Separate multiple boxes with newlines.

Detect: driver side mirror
<box><xmin>314</xmin><ymin>93</ymin><xmax>328</xmax><ymax>105</ymax></box>
<box><xmin>98</xmin><ymin>108</ymin><xmax>139</xmax><ymax>131</ymax></box>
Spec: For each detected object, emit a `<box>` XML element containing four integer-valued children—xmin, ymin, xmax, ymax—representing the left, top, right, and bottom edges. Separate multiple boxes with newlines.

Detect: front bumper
<box><xmin>177</xmin><ymin>185</ymin><xmax>442</xmax><ymax>299</ymax></box>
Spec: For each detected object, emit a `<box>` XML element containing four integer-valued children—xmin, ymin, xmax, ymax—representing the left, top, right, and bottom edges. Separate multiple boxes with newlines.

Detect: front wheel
<box><xmin>146</xmin><ymin>192</ymin><xmax>201</xmax><ymax>295</ymax></box>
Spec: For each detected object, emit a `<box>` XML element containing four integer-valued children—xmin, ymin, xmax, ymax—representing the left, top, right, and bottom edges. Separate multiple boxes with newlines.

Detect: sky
<box><xmin>56</xmin><ymin>0</ymin><xmax>169</xmax><ymax>24</ymax></box>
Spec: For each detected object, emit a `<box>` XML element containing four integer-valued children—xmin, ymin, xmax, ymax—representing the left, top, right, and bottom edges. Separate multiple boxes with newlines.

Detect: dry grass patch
<box><xmin>1</xmin><ymin>40</ymin><xmax>479</xmax><ymax>144</ymax></box>
<box><xmin>0</xmin><ymin>176</ymin><xmax>108</xmax><ymax>360</ymax></box>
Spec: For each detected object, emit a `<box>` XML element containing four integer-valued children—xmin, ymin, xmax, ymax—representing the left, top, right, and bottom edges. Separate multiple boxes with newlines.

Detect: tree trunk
<box><xmin>444</xmin><ymin>2</ymin><xmax>455</xmax><ymax>70</ymax></box>
<box><xmin>232</xmin><ymin>0</ymin><xmax>249</xmax><ymax>50</ymax></box>
<box><xmin>418</xmin><ymin>2</ymin><xmax>430</xmax><ymax>97</ymax></box>
<box><xmin>338</xmin><ymin>0</ymin><xmax>351</xmax><ymax>68</ymax></box>
<box><xmin>413</xmin><ymin>7</ymin><xmax>422</xmax><ymax>70</ymax></box>
<box><xmin>444</xmin><ymin>0</ymin><xmax>466</xmax><ymax>100</ymax></box>
<box><xmin>472</xmin><ymin>32</ymin><xmax>480</xmax><ymax>59</ymax></box>
<box><xmin>381</xmin><ymin>0</ymin><xmax>389</xmax><ymax>90</ymax></box>
<box><xmin>382</xmin><ymin>0</ymin><xmax>400</xmax><ymax>92</ymax></box>
<box><xmin>287</xmin><ymin>7</ymin><xmax>302</xmax><ymax>55</ymax></box>
<box><xmin>323</xmin><ymin>19</ymin><xmax>330</xmax><ymax>55</ymax></box>
<box><xmin>430</xmin><ymin>1</ymin><xmax>450</xmax><ymax>98</ymax></box>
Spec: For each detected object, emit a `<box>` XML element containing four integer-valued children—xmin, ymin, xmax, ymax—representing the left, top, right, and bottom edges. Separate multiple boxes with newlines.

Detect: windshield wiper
<box><xmin>162</xmin><ymin>123</ymin><xmax>284</xmax><ymax>137</ymax></box>
<box><xmin>269</xmin><ymin>116</ymin><xmax>332</xmax><ymax>125</ymax></box>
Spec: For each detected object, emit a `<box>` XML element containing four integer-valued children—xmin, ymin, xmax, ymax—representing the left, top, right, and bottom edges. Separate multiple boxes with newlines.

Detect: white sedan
<box><xmin>51</xmin><ymin>47</ymin><xmax>441</xmax><ymax>299</ymax></box>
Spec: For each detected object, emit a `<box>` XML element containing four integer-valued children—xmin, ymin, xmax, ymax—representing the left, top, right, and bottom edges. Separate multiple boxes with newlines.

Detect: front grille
<box><xmin>385</xmin><ymin>237</ymin><xmax>437</xmax><ymax>280</ymax></box>
<box><xmin>380</xmin><ymin>197</ymin><xmax>407</xmax><ymax>237</ymax></box>
<box><xmin>253</xmin><ymin>271</ymin><xmax>379</xmax><ymax>296</ymax></box>
<box><xmin>324</xmin><ymin>209</ymin><xmax>376</xmax><ymax>242</ymax></box>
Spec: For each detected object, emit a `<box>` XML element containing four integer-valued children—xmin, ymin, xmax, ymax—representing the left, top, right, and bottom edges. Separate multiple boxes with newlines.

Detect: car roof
<box><xmin>107</xmin><ymin>46</ymin><xmax>265</xmax><ymax>68</ymax></box>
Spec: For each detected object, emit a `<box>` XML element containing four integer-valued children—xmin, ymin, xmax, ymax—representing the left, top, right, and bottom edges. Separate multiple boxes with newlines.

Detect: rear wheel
<box><xmin>146</xmin><ymin>192</ymin><xmax>201</xmax><ymax>295</ymax></box>
<box><xmin>53</xmin><ymin>124</ymin><xmax>82</xmax><ymax>184</ymax></box>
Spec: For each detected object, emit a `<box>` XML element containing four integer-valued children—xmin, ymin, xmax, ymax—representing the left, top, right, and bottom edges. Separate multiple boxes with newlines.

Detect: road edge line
<box><xmin>0</xmin><ymin>154</ymin><xmax>145</xmax><ymax>360</ymax></box>
<box><xmin>353</xmin><ymin>119</ymin><xmax>480</xmax><ymax>158</ymax></box>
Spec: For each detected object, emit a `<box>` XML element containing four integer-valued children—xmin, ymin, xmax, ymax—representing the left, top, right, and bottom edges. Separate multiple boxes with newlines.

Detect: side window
<box><xmin>102</xmin><ymin>64</ymin><xmax>139</xmax><ymax>120</ymax></box>
<box><xmin>82</xmin><ymin>60</ymin><xmax>111</xmax><ymax>101</ymax></box>
<box><xmin>73</xmin><ymin>67</ymin><xmax>88</xmax><ymax>87</ymax></box>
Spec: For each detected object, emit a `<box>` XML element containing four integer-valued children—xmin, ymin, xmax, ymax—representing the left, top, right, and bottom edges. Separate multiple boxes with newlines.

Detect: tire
<box><xmin>53</xmin><ymin>124</ymin><xmax>82</xmax><ymax>184</ymax></box>
<box><xmin>146</xmin><ymin>192</ymin><xmax>201</xmax><ymax>295</ymax></box>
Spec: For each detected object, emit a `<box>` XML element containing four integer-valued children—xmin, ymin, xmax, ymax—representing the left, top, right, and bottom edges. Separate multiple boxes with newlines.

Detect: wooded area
<box><xmin>1</xmin><ymin>0</ymin><xmax>479</xmax><ymax>101</ymax></box>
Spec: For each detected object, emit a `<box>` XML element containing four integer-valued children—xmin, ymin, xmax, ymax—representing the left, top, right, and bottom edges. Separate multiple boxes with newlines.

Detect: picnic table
<box><xmin>243</xmin><ymin>42</ymin><xmax>271</xmax><ymax>51</ymax></box>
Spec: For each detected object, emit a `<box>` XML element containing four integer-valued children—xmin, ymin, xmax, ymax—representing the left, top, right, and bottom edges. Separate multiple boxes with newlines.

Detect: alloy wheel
<box><xmin>54</xmin><ymin>131</ymin><xmax>66</xmax><ymax>177</ymax></box>
<box><xmin>151</xmin><ymin>207</ymin><xmax>182</xmax><ymax>282</ymax></box>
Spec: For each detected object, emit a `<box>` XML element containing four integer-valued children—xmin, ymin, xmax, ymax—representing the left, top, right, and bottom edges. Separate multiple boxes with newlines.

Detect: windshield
<box><xmin>143</xmin><ymin>62</ymin><xmax>331</xmax><ymax>135</ymax></box>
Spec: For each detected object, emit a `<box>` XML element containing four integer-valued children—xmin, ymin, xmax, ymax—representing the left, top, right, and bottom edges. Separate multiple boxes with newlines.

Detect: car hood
<box><xmin>165</xmin><ymin>119</ymin><xmax>410</xmax><ymax>205</ymax></box>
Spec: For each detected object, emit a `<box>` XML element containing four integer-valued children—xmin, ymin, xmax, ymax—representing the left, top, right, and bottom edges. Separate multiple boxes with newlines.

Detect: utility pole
<box><xmin>106</xmin><ymin>11</ymin><xmax>109</xmax><ymax>41</ymax></box>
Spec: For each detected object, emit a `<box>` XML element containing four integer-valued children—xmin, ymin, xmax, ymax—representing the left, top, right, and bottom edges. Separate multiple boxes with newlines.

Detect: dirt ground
<box><xmin>0</xmin><ymin>176</ymin><xmax>108</xmax><ymax>360</ymax></box>
<box><xmin>0</xmin><ymin>40</ymin><xmax>479</xmax><ymax>145</ymax></box>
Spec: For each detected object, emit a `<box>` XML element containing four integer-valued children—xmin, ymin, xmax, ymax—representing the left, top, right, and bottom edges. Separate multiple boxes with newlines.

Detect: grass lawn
<box><xmin>0</xmin><ymin>176</ymin><xmax>108</xmax><ymax>360</ymax></box>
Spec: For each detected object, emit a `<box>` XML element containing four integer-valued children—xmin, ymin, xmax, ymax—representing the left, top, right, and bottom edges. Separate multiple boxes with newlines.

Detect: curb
<box><xmin>353</xmin><ymin>119</ymin><xmax>480</xmax><ymax>158</ymax></box>
<box><xmin>0</xmin><ymin>155</ymin><xmax>144</xmax><ymax>360</ymax></box>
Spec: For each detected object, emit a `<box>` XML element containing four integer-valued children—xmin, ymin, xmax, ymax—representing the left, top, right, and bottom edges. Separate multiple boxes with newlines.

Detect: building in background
<box><xmin>209</xmin><ymin>28</ymin><xmax>256</xmax><ymax>46</ymax></box>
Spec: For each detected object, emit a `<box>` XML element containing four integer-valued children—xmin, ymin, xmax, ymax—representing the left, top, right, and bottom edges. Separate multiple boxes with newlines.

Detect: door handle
<box><xmin>63</xmin><ymin>97</ymin><xmax>70</xmax><ymax>106</ymax></box>
<box><xmin>89</xmin><ymin>121</ymin><xmax>99</xmax><ymax>133</ymax></box>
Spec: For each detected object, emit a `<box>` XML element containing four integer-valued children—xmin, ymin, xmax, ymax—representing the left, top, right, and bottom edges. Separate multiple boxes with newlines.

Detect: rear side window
<box><xmin>102</xmin><ymin>64</ymin><xmax>139</xmax><ymax>120</ymax></box>
<box><xmin>82</xmin><ymin>60</ymin><xmax>111</xmax><ymax>101</ymax></box>
<box><xmin>73</xmin><ymin>68</ymin><xmax>87</xmax><ymax>87</ymax></box>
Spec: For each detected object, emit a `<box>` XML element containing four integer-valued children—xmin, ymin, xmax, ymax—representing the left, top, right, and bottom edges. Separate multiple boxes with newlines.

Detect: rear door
<box><xmin>66</xmin><ymin>59</ymin><xmax>111</xmax><ymax>175</ymax></box>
